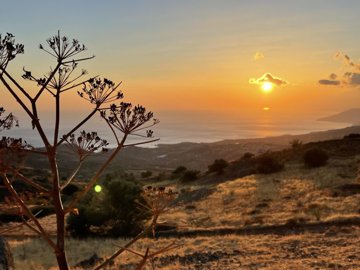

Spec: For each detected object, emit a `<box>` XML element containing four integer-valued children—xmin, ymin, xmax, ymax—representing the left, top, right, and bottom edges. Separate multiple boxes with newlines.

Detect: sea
<box><xmin>0</xmin><ymin>110</ymin><xmax>350</xmax><ymax>148</ymax></box>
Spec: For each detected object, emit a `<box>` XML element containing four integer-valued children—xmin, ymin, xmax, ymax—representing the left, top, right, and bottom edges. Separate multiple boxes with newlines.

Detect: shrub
<box><xmin>180</xmin><ymin>170</ymin><xmax>200</xmax><ymax>183</ymax></box>
<box><xmin>141</xmin><ymin>170</ymin><xmax>152</xmax><ymax>178</ymax></box>
<box><xmin>289</xmin><ymin>139</ymin><xmax>303</xmax><ymax>149</ymax></box>
<box><xmin>207</xmin><ymin>159</ymin><xmax>228</xmax><ymax>174</ymax></box>
<box><xmin>255</xmin><ymin>152</ymin><xmax>284</xmax><ymax>174</ymax></box>
<box><xmin>171</xmin><ymin>166</ymin><xmax>187</xmax><ymax>179</ymax></box>
<box><xmin>62</xmin><ymin>183</ymin><xmax>80</xmax><ymax>196</ymax></box>
<box><xmin>67</xmin><ymin>174</ymin><xmax>149</xmax><ymax>237</ymax></box>
<box><xmin>303</xmin><ymin>147</ymin><xmax>329</xmax><ymax>168</ymax></box>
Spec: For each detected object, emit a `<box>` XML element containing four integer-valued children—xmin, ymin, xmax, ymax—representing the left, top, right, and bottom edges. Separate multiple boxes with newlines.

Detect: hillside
<box><xmin>318</xmin><ymin>108</ymin><xmax>360</xmax><ymax>124</ymax></box>
<box><xmin>25</xmin><ymin>125</ymin><xmax>360</xmax><ymax>179</ymax></box>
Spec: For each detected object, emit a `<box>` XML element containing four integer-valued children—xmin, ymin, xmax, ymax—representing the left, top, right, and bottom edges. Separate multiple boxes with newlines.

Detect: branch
<box><xmin>124</xmin><ymin>138</ymin><xmax>159</xmax><ymax>147</ymax></box>
<box><xmin>0</xmin><ymin>210</ymin><xmax>43</xmax><ymax>235</ymax></box>
<box><xmin>94</xmin><ymin>228</ymin><xmax>147</xmax><ymax>270</ymax></box>
<box><xmin>65</xmin><ymin>134</ymin><xmax>127</xmax><ymax>212</ymax></box>
<box><xmin>12</xmin><ymin>170</ymin><xmax>49</xmax><ymax>193</ymax></box>
<box><xmin>94</xmin><ymin>212</ymin><xmax>163</xmax><ymax>270</ymax></box>
<box><xmin>57</xmin><ymin>107</ymin><xmax>99</xmax><ymax>146</ymax></box>
<box><xmin>60</xmin><ymin>161</ymin><xmax>83</xmax><ymax>191</ymax></box>
<box><xmin>62</xmin><ymin>55</ymin><xmax>95</xmax><ymax>64</ymax></box>
<box><xmin>60</xmin><ymin>76</ymin><xmax>99</xmax><ymax>93</ymax></box>
<box><xmin>103</xmin><ymin>118</ymin><xmax>120</xmax><ymax>145</ymax></box>
<box><xmin>34</xmin><ymin>61</ymin><xmax>62</xmax><ymax>101</ymax></box>
<box><xmin>0</xmin><ymin>76</ymin><xmax>34</xmax><ymax>120</ymax></box>
<box><xmin>53</xmin><ymin>91</ymin><xmax>60</xmax><ymax>146</ymax></box>
<box><xmin>21</xmin><ymin>215</ymin><xmax>41</xmax><ymax>235</ymax></box>
<box><xmin>1</xmin><ymin>68</ymin><xmax>32</xmax><ymax>101</ymax></box>
<box><xmin>1</xmin><ymin>174</ymin><xmax>57</xmax><ymax>251</ymax></box>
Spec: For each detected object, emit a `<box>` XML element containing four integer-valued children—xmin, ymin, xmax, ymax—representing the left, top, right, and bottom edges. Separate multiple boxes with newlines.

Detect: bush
<box><xmin>180</xmin><ymin>170</ymin><xmax>200</xmax><ymax>183</ymax></box>
<box><xmin>255</xmin><ymin>152</ymin><xmax>284</xmax><ymax>174</ymax></box>
<box><xmin>62</xmin><ymin>183</ymin><xmax>80</xmax><ymax>196</ymax></box>
<box><xmin>171</xmin><ymin>166</ymin><xmax>187</xmax><ymax>179</ymax></box>
<box><xmin>67</xmin><ymin>174</ymin><xmax>149</xmax><ymax>237</ymax></box>
<box><xmin>141</xmin><ymin>170</ymin><xmax>152</xmax><ymax>178</ymax></box>
<box><xmin>289</xmin><ymin>139</ymin><xmax>303</xmax><ymax>149</ymax></box>
<box><xmin>303</xmin><ymin>147</ymin><xmax>329</xmax><ymax>168</ymax></box>
<box><xmin>207</xmin><ymin>159</ymin><xmax>228</xmax><ymax>174</ymax></box>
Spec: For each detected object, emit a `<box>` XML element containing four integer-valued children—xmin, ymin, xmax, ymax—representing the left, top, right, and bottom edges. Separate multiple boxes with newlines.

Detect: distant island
<box><xmin>318</xmin><ymin>108</ymin><xmax>360</xmax><ymax>124</ymax></box>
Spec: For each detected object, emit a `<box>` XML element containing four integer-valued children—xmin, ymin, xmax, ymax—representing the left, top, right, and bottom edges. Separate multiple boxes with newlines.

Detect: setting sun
<box><xmin>261</xmin><ymin>82</ymin><xmax>274</xmax><ymax>93</ymax></box>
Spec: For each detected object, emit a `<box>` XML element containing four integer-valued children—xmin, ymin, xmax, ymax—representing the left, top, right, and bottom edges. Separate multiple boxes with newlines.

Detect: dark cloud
<box><xmin>249</xmin><ymin>73</ymin><xmax>288</xmax><ymax>86</ymax></box>
<box><xmin>318</xmin><ymin>79</ymin><xmax>340</xmax><ymax>86</ymax></box>
<box><xmin>344</xmin><ymin>72</ymin><xmax>360</xmax><ymax>85</ymax></box>
<box><xmin>319</xmin><ymin>54</ymin><xmax>360</xmax><ymax>87</ymax></box>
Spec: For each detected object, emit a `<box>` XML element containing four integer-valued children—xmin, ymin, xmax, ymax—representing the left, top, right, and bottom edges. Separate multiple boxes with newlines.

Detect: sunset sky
<box><xmin>2</xmin><ymin>0</ymin><xmax>360</xmax><ymax>120</ymax></box>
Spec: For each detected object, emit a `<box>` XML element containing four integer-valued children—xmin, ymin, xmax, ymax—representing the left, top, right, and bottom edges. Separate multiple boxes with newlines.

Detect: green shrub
<box><xmin>207</xmin><ymin>159</ymin><xmax>228</xmax><ymax>174</ymax></box>
<box><xmin>303</xmin><ymin>147</ymin><xmax>329</xmax><ymax>168</ymax></box>
<box><xmin>66</xmin><ymin>174</ymin><xmax>149</xmax><ymax>237</ymax></box>
<box><xmin>255</xmin><ymin>152</ymin><xmax>284</xmax><ymax>174</ymax></box>
<box><xmin>62</xmin><ymin>183</ymin><xmax>80</xmax><ymax>196</ymax></box>
<box><xmin>180</xmin><ymin>170</ymin><xmax>200</xmax><ymax>183</ymax></box>
<box><xmin>171</xmin><ymin>166</ymin><xmax>187</xmax><ymax>179</ymax></box>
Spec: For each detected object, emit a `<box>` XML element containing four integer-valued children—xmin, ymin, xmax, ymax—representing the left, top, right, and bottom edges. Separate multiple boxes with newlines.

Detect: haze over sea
<box><xmin>1</xmin><ymin>109</ymin><xmax>349</xmax><ymax>148</ymax></box>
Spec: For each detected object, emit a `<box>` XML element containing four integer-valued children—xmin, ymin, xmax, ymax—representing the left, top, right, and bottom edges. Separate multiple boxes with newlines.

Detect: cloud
<box><xmin>344</xmin><ymin>72</ymin><xmax>360</xmax><ymax>85</ymax></box>
<box><xmin>334</xmin><ymin>52</ymin><xmax>360</xmax><ymax>71</ymax></box>
<box><xmin>319</xmin><ymin>53</ymin><xmax>360</xmax><ymax>87</ymax></box>
<box><xmin>249</xmin><ymin>73</ymin><xmax>288</xmax><ymax>86</ymax></box>
<box><xmin>253</xmin><ymin>52</ymin><xmax>264</xmax><ymax>61</ymax></box>
<box><xmin>318</xmin><ymin>79</ymin><xmax>340</xmax><ymax>86</ymax></box>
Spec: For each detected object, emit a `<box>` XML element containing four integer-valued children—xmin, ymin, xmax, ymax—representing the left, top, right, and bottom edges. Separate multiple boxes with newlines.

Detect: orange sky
<box><xmin>2</xmin><ymin>1</ymin><xmax>360</xmax><ymax>122</ymax></box>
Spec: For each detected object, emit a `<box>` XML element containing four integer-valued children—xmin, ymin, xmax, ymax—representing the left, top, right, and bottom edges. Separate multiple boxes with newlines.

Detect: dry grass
<box><xmin>3</xmin><ymin>154</ymin><xmax>360</xmax><ymax>269</ymax></box>
<box><xmin>8</xmin><ymin>226</ymin><xmax>360</xmax><ymax>269</ymax></box>
<box><xmin>161</xmin><ymin>157</ymin><xmax>360</xmax><ymax>230</ymax></box>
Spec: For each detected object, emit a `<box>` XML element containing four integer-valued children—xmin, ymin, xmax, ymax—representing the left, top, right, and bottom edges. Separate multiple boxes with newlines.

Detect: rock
<box><xmin>0</xmin><ymin>237</ymin><xmax>14</xmax><ymax>270</ymax></box>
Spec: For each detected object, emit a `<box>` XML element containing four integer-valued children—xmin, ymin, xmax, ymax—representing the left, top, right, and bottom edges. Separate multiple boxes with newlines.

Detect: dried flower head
<box><xmin>63</xmin><ymin>130</ymin><xmax>108</xmax><ymax>161</ymax></box>
<box><xmin>0</xmin><ymin>33</ymin><xmax>24</xmax><ymax>70</ymax></box>
<box><xmin>142</xmin><ymin>186</ymin><xmax>177</xmax><ymax>236</ymax></box>
<box><xmin>0</xmin><ymin>107</ymin><xmax>18</xmax><ymax>131</ymax></box>
<box><xmin>78</xmin><ymin>78</ymin><xmax>123</xmax><ymax>106</ymax></box>
<box><xmin>100</xmin><ymin>102</ymin><xmax>159</xmax><ymax>140</ymax></box>
<box><xmin>39</xmin><ymin>32</ymin><xmax>86</xmax><ymax>61</ymax></box>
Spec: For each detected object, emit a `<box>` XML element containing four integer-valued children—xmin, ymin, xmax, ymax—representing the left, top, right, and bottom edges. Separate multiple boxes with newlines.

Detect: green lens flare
<box><xmin>94</xmin><ymin>185</ymin><xmax>102</xmax><ymax>193</ymax></box>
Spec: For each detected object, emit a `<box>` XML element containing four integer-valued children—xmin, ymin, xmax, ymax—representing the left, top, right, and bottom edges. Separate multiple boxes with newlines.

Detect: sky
<box><xmin>2</xmin><ymin>0</ymin><xmax>360</xmax><ymax>121</ymax></box>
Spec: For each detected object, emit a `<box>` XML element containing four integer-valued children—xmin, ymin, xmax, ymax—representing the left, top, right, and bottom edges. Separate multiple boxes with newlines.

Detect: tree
<box><xmin>0</xmin><ymin>32</ymin><xmax>175</xmax><ymax>270</ymax></box>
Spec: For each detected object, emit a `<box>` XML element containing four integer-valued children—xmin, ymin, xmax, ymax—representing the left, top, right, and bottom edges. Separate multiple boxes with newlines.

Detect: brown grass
<box><xmin>3</xmin><ymin>153</ymin><xmax>360</xmax><ymax>269</ymax></box>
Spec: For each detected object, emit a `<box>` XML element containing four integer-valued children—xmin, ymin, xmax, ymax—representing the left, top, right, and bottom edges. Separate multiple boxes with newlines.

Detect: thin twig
<box><xmin>1</xmin><ymin>174</ymin><xmax>57</xmax><ymax>251</ymax></box>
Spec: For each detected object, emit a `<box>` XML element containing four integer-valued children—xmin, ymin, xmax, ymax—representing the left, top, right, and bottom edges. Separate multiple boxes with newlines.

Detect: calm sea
<box><xmin>0</xmin><ymin>110</ymin><xmax>349</xmax><ymax>148</ymax></box>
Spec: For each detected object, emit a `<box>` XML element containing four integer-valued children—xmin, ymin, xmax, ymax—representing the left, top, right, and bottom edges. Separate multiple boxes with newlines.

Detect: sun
<box><xmin>261</xmin><ymin>82</ymin><xmax>274</xmax><ymax>93</ymax></box>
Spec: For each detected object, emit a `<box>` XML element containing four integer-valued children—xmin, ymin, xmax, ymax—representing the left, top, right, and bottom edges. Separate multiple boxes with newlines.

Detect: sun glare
<box><xmin>261</xmin><ymin>82</ymin><xmax>274</xmax><ymax>93</ymax></box>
